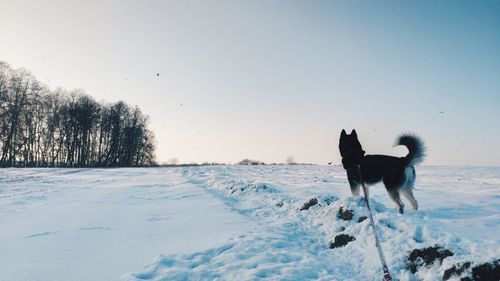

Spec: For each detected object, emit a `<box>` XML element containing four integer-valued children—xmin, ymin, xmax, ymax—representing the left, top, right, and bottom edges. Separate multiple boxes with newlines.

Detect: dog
<box><xmin>338</xmin><ymin>129</ymin><xmax>425</xmax><ymax>214</ymax></box>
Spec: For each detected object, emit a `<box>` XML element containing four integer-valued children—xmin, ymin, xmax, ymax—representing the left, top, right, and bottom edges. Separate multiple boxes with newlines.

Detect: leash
<box><xmin>359</xmin><ymin>166</ymin><xmax>393</xmax><ymax>281</ymax></box>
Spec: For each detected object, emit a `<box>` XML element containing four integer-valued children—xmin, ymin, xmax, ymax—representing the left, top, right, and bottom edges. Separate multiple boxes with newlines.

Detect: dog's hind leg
<box><xmin>401</xmin><ymin>167</ymin><xmax>418</xmax><ymax>210</ymax></box>
<box><xmin>401</xmin><ymin>188</ymin><xmax>418</xmax><ymax>210</ymax></box>
<box><xmin>388</xmin><ymin>190</ymin><xmax>404</xmax><ymax>214</ymax></box>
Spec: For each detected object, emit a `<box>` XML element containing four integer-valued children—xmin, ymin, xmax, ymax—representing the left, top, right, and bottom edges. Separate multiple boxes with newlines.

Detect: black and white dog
<box><xmin>339</xmin><ymin>129</ymin><xmax>425</xmax><ymax>214</ymax></box>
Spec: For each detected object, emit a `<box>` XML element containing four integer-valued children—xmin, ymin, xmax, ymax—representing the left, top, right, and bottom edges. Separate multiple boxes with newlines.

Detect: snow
<box><xmin>1</xmin><ymin>166</ymin><xmax>499</xmax><ymax>281</ymax></box>
<box><xmin>0</xmin><ymin>168</ymin><xmax>255</xmax><ymax>281</ymax></box>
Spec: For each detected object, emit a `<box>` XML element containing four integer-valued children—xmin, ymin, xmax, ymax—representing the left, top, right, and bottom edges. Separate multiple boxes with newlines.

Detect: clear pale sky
<box><xmin>1</xmin><ymin>0</ymin><xmax>499</xmax><ymax>165</ymax></box>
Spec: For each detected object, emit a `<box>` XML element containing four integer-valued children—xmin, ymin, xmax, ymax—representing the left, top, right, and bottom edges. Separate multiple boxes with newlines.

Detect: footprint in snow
<box><xmin>147</xmin><ymin>216</ymin><xmax>172</xmax><ymax>222</ymax></box>
<box><xmin>413</xmin><ymin>225</ymin><xmax>424</xmax><ymax>243</ymax></box>
<box><xmin>25</xmin><ymin>231</ymin><xmax>59</xmax><ymax>238</ymax></box>
<box><xmin>378</xmin><ymin>219</ymin><xmax>396</xmax><ymax>230</ymax></box>
<box><xmin>78</xmin><ymin>226</ymin><xmax>112</xmax><ymax>231</ymax></box>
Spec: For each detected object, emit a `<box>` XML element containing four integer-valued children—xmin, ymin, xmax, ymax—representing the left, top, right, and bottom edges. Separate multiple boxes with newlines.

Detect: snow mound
<box><xmin>131</xmin><ymin>166</ymin><xmax>500</xmax><ymax>281</ymax></box>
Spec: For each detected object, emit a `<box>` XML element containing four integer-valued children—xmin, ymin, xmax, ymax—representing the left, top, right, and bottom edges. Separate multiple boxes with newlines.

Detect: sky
<box><xmin>1</xmin><ymin>0</ymin><xmax>499</xmax><ymax>165</ymax></box>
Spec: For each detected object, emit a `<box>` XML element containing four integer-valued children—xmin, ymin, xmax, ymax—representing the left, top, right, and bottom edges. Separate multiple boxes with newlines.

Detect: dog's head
<box><xmin>339</xmin><ymin>129</ymin><xmax>364</xmax><ymax>159</ymax></box>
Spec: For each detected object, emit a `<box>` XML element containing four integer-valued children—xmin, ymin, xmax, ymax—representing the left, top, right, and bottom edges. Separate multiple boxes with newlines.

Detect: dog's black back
<box><xmin>339</xmin><ymin>129</ymin><xmax>425</xmax><ymax>213</ymax></box>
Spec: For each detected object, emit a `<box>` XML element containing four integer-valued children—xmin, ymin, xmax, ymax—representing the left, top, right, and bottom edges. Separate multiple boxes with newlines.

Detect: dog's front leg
<box><xmin>362</xmin><ymin>183</ymin><xmax>369</xmax><ymax>199</ymax></box>
<box><xmin>349</xmin><ymin>179</ymin><xmax>361</xmax><ymax>196</ymax></box>
<box><xmin>347</xmin><ymin>168</ymin><xmax>361</xmax><ymax>196</ymax></box>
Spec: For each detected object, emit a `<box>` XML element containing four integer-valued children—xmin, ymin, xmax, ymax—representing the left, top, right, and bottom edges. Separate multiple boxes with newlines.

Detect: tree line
<box><xmin>0</xmin><ymin>61</ymin><xmax>155</xmax><ymax>167</ymax></box>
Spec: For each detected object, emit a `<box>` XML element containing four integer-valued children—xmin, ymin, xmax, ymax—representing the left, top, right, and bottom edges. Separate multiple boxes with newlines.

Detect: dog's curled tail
<box><xmin>397</xmin><ymin>134</ymin><xmax>425</xmax><ymax>166</ymax></box>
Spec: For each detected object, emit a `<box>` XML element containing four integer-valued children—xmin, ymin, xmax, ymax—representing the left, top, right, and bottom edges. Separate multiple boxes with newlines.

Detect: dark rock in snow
<box><xmin>443</xmin><ymin>259</ymin><xmax>500</xmax><ymax>281</ymax></box>
<box><xmin>358</xmin><ymin>216</ymin><xmax>367</xmax><ymax>223</ymax></box>
<box><xmin>300</xmin><ymin>198</ymin><xmax>318</xmax><ymax>211</ymax></box>
<box><xmin>471</xmin><ymin>259</ymin><xmax>500</xmax><ymax>281</ymax></box>
<box><xmin>337</xmin><ymin>207</ymin><xmax>354</xmax><ymax>221</ymax></box>
<box><xmin>408</xmin><ymin>245</ymin><xmax>454</xmax><ymax>273</ymax></box>
<box><xmin>329</xmin><ymin>234</ymin><xmax>356</xmax><ymax>249</ymax></box>
<box><xmin>443</xmin><ymin>262</ymin><xmax>471</xmax><ymax>280</ymax></box>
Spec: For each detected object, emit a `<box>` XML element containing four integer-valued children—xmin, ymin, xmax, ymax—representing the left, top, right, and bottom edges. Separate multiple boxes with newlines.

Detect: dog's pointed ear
<box><xmin>351</xmin><ymin>129</ymin><xmax>357</xmax><ymax>136</ymax></box>
<box><xmin>341</xmin><ymin>129</ymin><xmax>347</xmax><ymax>137</ymax></box>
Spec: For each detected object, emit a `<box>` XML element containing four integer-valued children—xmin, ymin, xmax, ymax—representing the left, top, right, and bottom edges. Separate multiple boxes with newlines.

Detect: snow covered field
<box><xmin>1</xmin><ymin>166</ymin><xmax>499</xmax><ymax>281</ymax></box>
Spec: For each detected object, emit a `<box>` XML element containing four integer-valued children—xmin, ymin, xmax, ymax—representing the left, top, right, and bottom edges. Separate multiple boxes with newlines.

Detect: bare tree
<box><xmin>0</xmin><ymin>61</ymin><xmax>156</xmax><ymax>167</ymax></box>
<box><xmin>238</xmin><ymin>159</ymin><xmax>265</xmax><ymax>165</ymax></box>
<box><xmin>286</xmin><ymin>155</ymin><xmax>296</xmax><ymax>165</ymax></box>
